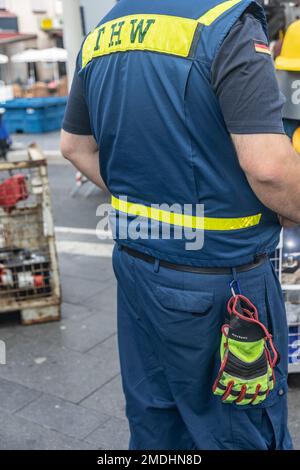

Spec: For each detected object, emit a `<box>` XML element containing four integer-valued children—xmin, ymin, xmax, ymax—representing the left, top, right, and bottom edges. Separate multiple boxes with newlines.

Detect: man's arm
<box><xmin>232</xmin><ymin>133</ymin><xmax>300</xmax><ymax>225</ymax></box>
<box><xmin>212</xmin><ymin>10</ymin><xmax>300</xmax><ymax>227</ymax></box>
<box><xmin>60</xmin><ymin>130</ymin><xmax>107</xmax><ymax>191</ymax></box>
<box><xmin>60</xmin><ymin>53</ymin><xmax>107</xmax><ymax>191</ymax></box>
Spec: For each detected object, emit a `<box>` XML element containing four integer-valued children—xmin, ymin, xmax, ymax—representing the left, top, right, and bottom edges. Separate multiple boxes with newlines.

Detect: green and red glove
<box><xmin>213</xmin><ymin>294</ymin><xmax>279</xmax><ymax>406</ymax></box>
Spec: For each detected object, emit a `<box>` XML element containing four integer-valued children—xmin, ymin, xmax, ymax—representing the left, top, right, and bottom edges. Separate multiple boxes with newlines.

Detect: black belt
<box><xmin>121</xmin><ymin>246</ymin><xmax>268</xmax><ymax>275</ymax></box>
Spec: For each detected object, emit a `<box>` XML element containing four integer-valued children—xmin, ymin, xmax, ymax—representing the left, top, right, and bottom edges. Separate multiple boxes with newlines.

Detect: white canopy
<box><xmin>11</xmin><ymin>48</ymin><xmax>68</xmax><ymax>64</ymax></box>
<box><xmin>11</xmin><ymin>49</ymin><xmax>42</xmax><ymax>63</ymax></box>
<box><xmin>11</xmin><ymin>47</ymin><xmax>68</xmax><ymax>83</ymax></box>
<box><xmin>38</xmin><ymin>47</ymin><xmax>68</xmax><ymax>63</ymax></box>
<box><xmin>0</xmin><ymin>54</ymin><xmax>8</xmax><ymax>64</ymax></box>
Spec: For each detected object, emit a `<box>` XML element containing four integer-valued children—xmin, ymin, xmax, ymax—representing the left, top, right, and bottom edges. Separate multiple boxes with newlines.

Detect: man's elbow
<box><xmin>241</xmin><ymin>159</ymin><xmax>284</xmax><ymax>185</ymax></box>
<box><xmin>60</xmin><ymin>131</ymin><xmax>78</xmax><ymax>162</ymax></box>
<box><xmin>61</xmin><ymin>146</ymin><xmax>75</xmax><ymax>162</ymax></box>
<box><xmin>233</xmin><ymin>133</ymin><xmax>293</xmax><ymax>185</ymax></box>
<box><xmin>245</xmin><ymin>165</ymin><xmax>283</xmax><ymax>185</ymax></box>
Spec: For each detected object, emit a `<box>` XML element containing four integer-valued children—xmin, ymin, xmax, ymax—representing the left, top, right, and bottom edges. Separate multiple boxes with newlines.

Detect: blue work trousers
<box><xmin>112</xmin><ymin>245</ymin><xmax>293</xmax><ymax>450</ymax></box>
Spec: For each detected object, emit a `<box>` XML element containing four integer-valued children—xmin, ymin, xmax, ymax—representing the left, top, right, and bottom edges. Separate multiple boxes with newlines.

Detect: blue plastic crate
<box><xmin>288</xmin><ymin>324</ymin><xmax>300</xmax><ymax>365</ymax></box>
<box><xmin>1</xmin><ymin>97</ymin><xmax>67</xmax><ymax>134</ymax></box>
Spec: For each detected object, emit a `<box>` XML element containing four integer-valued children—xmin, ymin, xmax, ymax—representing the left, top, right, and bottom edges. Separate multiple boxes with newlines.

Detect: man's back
<box><xmin>71</xmin><ymin>0</ymin><xmax>282</xmax><ymax>266</ymax></box>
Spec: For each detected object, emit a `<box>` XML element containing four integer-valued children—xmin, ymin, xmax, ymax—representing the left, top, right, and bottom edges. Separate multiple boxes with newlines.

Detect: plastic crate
<box><xmin>284</xmin><ymin>296</ymin><xmax>300</xmax><ymax>373</ymax></box>
<box><xmin>1</xmin><ymin>97</ymin><xmax>67</xmax><ymax>134</ymax></box>
<box><xmin>289</xmin><ymin>324</ymin><xmax>300</xmax><ymax>368</ymax></box>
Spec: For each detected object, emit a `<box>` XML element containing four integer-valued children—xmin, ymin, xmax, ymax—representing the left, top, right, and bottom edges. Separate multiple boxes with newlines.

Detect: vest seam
<box><xmin>183</xmin><ymin>62</ymin><xmax>201</xmax><ymax>205</ymax></box>
<box><xmin>212</xmin><ymin>1</ymin><xmax>261</xmax><ymax>61</ymax></box>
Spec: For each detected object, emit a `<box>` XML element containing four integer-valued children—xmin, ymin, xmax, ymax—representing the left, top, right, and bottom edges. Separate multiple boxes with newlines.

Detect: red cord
<box><xmin>250</xmin><ymin>384</ymin><xmax>261</xmax><ymax>404</ymax></box>
<box><xmin>221</xmin><ymin>324</ymin><xmax>229</xmax><ymax>336</ymax></box>
<box><xmin>222</xmin><ymin>380</ymin><xmax>235</xmax><ymax>401</ymax></box>
<box><xmin>236</xmin><ymin>384</ymin><xmax>247</xmax><ymax>403</ymax></box>
<box><xmin>227</xmin><ymin>294</ymin><xmax>278</xmax><ymax>368</ymax></box>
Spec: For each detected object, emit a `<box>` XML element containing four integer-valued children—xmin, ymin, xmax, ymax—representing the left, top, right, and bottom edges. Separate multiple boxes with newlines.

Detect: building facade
<box><xmin>0</xmin><ymin>0</ymin><xmax>63</xmax><ymax>83</ymax></box>
<box><xmin>0</xmin><ymin>0</ymin><xmax>116</xmax><ymax>86</ymax></box>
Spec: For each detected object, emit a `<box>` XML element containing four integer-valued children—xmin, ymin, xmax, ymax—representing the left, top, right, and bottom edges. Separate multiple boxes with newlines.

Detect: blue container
<box><xmin>288</xmin><ymin>324</ymin><xmax>300</xmax><ymax>365</ymax></box>
<box><xmin>1</xmin><ymin>97</ymin><xmax>67</xmax><ymax>134</ymax></box>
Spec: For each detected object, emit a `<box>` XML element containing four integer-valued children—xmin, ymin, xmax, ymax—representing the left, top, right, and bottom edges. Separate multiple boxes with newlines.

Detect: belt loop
<box><xmin>117</xmin><ymin>244</ymin><xmax>123</xmax><ymax>252</ymax></box>
<box><xmin>231</xmin><ymin>267</ymin><xmax>238</xmax><ymax>283</ymax></box>
<box><xmin>230</xmin><ymin>267</ymin><xmax>241</xmax><ymax>296</ymax></box>
<box><xmin>154</xmin><ymin>259</ymin><xmax>160</xmax><ymax>273</ymax></box>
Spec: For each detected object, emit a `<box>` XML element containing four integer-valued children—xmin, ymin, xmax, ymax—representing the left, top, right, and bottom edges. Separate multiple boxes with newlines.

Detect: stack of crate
<box><xmin>272</xmin><ymin>240</ymin><xmax>300</xmax><ymax>373</ymax></box>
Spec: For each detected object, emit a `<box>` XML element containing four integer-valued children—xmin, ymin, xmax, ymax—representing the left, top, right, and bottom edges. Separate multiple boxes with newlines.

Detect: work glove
<box><xmin>213</xmin><ymin>294</ymin><xmax>279</xmax><ymax>406</ymax></box>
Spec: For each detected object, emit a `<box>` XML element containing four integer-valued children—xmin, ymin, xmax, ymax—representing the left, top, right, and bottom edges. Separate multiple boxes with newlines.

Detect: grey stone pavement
<box><xmin>11</xmin><ymin>131</ymin><xmax>62</xmax><ymax>152</ymax></box>
<box><xmin>0</xmin><ymin>131</ymin><xmax>298</xmax><ymax>450</ymax></box>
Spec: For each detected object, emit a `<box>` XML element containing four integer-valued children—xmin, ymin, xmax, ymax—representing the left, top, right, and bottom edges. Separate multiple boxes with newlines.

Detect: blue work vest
<box><xmin>79</xmin><ymin>0</ymin><xmax>281</xmax><ymax>267</ymax></box>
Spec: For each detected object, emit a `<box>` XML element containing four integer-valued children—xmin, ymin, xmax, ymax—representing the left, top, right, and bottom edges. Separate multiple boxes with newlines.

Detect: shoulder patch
<box><xmin>254</xmin><ymin>40</ymin><xmax>271</xmax><ymax>56</ymax></box>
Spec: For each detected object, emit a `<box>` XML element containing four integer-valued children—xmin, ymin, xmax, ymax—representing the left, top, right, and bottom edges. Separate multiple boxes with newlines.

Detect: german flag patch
<box><xmin>254</xmin><ymin>41</ymin><xmax>271</xmax><ymax>56</ymax></box>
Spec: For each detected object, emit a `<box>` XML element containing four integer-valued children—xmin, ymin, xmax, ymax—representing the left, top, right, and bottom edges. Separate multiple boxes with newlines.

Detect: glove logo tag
<box><xmin>231</xmin><ymin>333</ymin><xmax>248</xmax><ymax>340</ymax></box>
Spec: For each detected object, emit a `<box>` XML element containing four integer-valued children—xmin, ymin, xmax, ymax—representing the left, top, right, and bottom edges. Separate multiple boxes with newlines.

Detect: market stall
<box><xmin>1</xmin><ymin>47</ymin><xmax>68</xmax><ymax>133</ymax></box>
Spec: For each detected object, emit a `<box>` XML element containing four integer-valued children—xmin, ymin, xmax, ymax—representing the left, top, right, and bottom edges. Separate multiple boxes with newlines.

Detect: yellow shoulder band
<box><xmin>82</xmin><ymin>0</ymin><xmax>243</xmax><ymax>69</ymax></box>
<box><xmin>198</xmin><ymin>0</ymin><xmax>242</xmax><ymax>25</ymax></box>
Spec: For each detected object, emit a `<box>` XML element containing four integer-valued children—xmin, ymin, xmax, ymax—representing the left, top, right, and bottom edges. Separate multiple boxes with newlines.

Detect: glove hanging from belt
<box><xmin>213</xmin><ymin>294</ymin><xmax>279</xmax><ymax>406</ymax></box>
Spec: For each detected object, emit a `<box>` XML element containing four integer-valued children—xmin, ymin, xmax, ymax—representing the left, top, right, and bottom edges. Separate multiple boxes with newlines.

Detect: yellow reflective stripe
<box><xmin>198</xmin><ymin>0</ymin><xmax>243</xmax><ymax>25</ymax></box>
<box><xmin>82</xmin><ymin>14</ymin><xmax>198</xmax><ymax>68</ymax></box>
<box><xmin>111</xmin><ymin>196</ymin><xmax>262</xmax><ymax>231</ymax></box>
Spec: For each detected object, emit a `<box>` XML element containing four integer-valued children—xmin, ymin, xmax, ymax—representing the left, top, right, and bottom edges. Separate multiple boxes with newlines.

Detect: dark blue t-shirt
<box><xmin>62</xmin><ymin>12</ymin><xmax>285</xmax><ymax>136</ymax></box>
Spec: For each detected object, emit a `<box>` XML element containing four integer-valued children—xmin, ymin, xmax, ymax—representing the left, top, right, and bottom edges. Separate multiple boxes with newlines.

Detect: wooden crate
<box><xmin>0</xmin><ymin>155</ymin><xmax>61</xmax><ymax>325</ymax></box>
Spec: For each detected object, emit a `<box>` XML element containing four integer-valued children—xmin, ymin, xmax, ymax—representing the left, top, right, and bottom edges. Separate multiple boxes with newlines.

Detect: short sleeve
<box><xmin>62</xmin><ymin>56</ymin><xmax>92</xmax><ymax>135</ymax></box>
<box><xmin>211</xmin><ymin>12</ymin><xmax>285</xmax><ymax>135</ymax></box>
